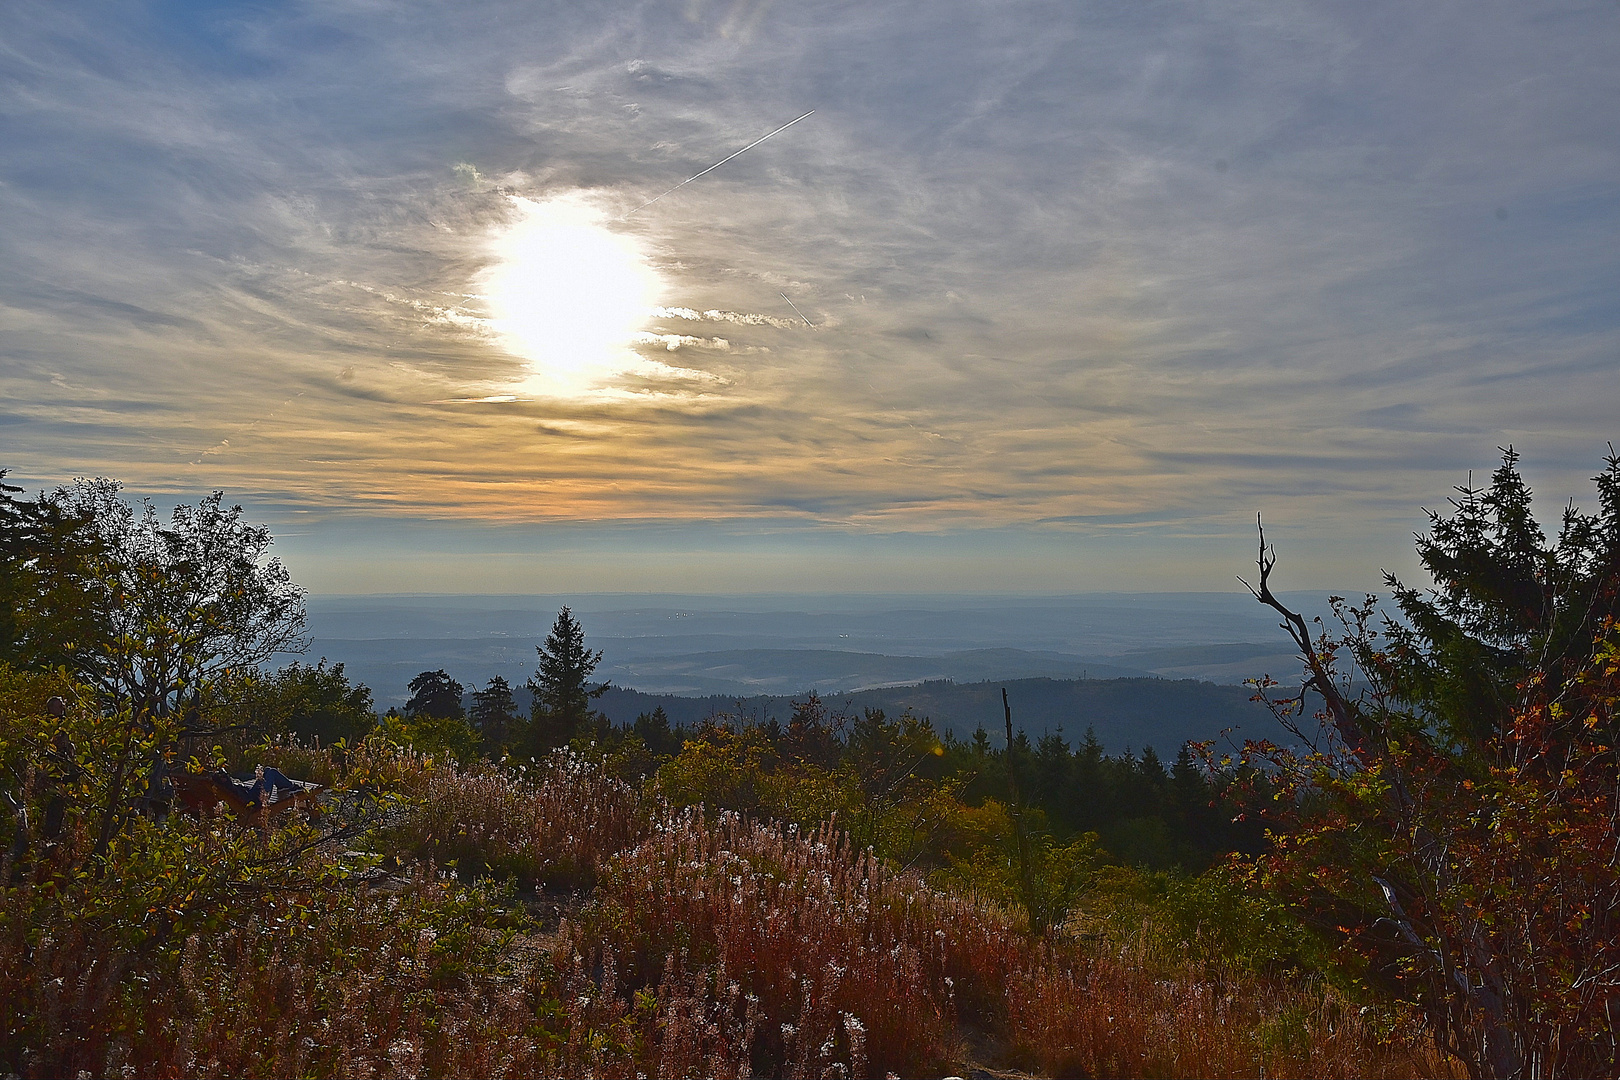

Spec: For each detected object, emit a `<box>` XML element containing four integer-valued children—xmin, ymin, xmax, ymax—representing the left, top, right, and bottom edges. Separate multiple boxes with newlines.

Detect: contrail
<box><xmin>623</xmin><ymin>110</ymin><xmax>815</xmax><ymax>217</ymax></box>
<box><xmin>779</xmin><ymin>291</ymin><xmax>814</xmax><ymax>327</ymax></box>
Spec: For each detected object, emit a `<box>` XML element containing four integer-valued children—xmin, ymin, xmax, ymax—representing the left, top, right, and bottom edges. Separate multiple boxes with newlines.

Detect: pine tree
<box><xmin>782</xmin><ymin>691</ymin><xmax>839</xmax><ymax>766</ymax></box>
<box><xmin>970</xmin><ymin>723</ymin><xmax>991</xmax><ymax>757</ymax></box>
<box><xmin>631</xmin><ymin>704</ymin><xmax>676</xmax><ymax>756</ymax></box>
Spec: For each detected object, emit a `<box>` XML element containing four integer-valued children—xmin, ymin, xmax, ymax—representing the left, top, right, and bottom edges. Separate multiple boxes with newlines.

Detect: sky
<box><xmin>2</xmin><ymin>1</ymin><xmax>1617</xmax><ymax>594</ymax></box>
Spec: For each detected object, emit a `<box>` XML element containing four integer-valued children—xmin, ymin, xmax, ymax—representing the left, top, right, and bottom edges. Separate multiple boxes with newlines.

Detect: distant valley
<box><xmin>284</xmin><ymin>592</ymin><xmax>1323</xmax><ymax>752</ymax></box>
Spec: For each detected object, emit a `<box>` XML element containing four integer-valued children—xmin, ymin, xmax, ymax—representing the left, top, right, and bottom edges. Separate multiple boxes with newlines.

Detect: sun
<box><xmin>479</xmin><ymin>193</ymin><xmax>663</xmax><ymax>395</ymax></box>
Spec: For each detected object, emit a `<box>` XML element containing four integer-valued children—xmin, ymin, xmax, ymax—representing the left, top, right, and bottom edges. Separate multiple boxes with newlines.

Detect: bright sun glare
<box><xmin>480</xmin><ymin>193</ymin><xmax>662</xmax><ymax>396</ymax></box>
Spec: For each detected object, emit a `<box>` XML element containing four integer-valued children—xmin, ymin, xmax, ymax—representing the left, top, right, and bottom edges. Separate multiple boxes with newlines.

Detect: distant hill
<box><xmin>597</xmin><ymin>675</ymin><xmax>1276</xmax><ymax>756</ymax></box>
<box><xmin>601</xmin><ymin>648</ymin><xmax>1150</xmax><ymax>696</ymax></box>
<box><xmin>1108</xmin><ymin>643</ymin><xmax>1305</xmax><ymax>685</ymax></box>
<box><xmin>294</xmin><ymin>591</ymin><xmax>1334</xmax><ymax>705</ymax></box>
<box><xmin>301</xmin><ymin>642</ymin><xmax>1157</xmax><ymax>706</ymax></box>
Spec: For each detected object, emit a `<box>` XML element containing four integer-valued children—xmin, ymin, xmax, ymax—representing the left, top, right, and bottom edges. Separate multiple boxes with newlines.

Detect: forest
<box><xmin>589</xmin><ymin>676</ymin><xmax>1274</xmax><ymax>766</ymax></box>
<box><xmin>3</xmin><ymin>448</ymin><xmax>1618</xmax><ymax>1079</ymax></box>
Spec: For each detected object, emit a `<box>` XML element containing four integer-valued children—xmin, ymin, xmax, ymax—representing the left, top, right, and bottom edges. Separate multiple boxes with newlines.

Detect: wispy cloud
<box><xmin>653</xmin><ymin>306</ymin><xmax>800</xmax><ymax>329</ymax></box>
<box><xmin>1</xmin><ymin>0</ymin><xmax>1616</xmax><ymax>589</ymax></box>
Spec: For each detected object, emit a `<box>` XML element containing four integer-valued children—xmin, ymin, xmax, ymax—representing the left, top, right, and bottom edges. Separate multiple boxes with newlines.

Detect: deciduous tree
<box><xmin>206</xmin><ymin>659</ymin><xmax>374</xmax><ymax>745</ymax></box>
<box><xmin>1</xmin><ymin>476</ymin><xmax>309</xmax><ymax>845</ymax></box>
<box><xmin>27</xmin><ymin>479</ymin><xmax>308</xmax><ymax>720</ymax></box>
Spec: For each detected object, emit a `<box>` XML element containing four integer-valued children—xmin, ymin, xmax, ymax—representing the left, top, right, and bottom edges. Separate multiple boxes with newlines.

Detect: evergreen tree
<box><xmin>0</xmin><ymin>471</ymin><xmax>105</xmax><ymax>674</ymax></box>
<box><xmin>404</xmin><ymin>669</ymin><xmax>464</xmax><ymax>719</ymax></box>
<box><xmin>1031</xmin><ymin>730</ymin><xmax>1072</xmax><ymax>826</ymax></box>
<box><xmin>1070</xmin><ymin>726</ymin><xmax>1106</xmax><ymax>831</ymax></box>
<box><xmin>782</xmin><ymin>691</ymin><xmax>840</xmax><ymax>767</ymax></box>
<box><xmin>526</xmin><ymin>607</ymin><xmax>604</xmax><ymax>751</ymax></box>
<box><xmin>470</xmin><ymin>675</ymin><xmax>518</xmax><ymax>752</ymax></box>
<box><xmin>970</xmin><ymin>723</ymin><xmax>991</xmax><ymax>757</ymax></box>
<box><xmin>1169</xmin><ymin>744</ymin><xmax>1207</xmax><ymax>820</ymax></box>
<box><xmin>631</xmin><ymin>704</ymin><xmax>677</xmax><ymax>756</ymax></box>
<box><xmin>1239</xmin><ymin>446</ymin><xmax>1620</xmax><ymax>1078</ymax></box>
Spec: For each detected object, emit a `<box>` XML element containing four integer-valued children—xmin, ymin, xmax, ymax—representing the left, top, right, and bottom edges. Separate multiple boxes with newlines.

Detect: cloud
<box><xmin>637</xmin><ymin>333</ymin><xmax>732</xmax><ymax>352</ymax></box>
<box><xmin>0</xmin><ymin>0</ymin><xmax>1616</xmax><ymax>589</ymax></box>
<box><xmin>652</xmin><ymin>306</ymin><xmax>799</xmax><ymax>329</ymax></box>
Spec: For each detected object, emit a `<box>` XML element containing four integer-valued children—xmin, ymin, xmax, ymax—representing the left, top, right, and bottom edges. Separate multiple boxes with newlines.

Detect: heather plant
<box><xmin>4</xmin><ymin>846</ymin><xmax>677</xmax><ymax>1079</ymax></box>
<box><xmin>1001</xmin><ymin>931</ymin><xmax>1452</xmax><ymax>1080</ymax></box>
<box><xmin>382</xmin><ymin>749</ymin><xmax>646</xmax><ymax>888</ymax></box>
<box><xmin>579</xmin><ymin>808</ymin><xmax>962</xmax><ymax>1075</ymax></box>
<box><xmin>561</xmin><ymin>800</ymin><xmax>1448</xmax><ymax>1078</ymax></box>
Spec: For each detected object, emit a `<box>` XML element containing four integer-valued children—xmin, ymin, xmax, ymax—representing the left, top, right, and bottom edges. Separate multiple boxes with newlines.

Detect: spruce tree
<box><xmin>526</xmin><ymin>607</ymin><xmax>604</xmax><ymax>751</ymax></box>
<box><xmin>1239</xmin><ymin>446</ymin><xmax>1620</xmax><ymax>1078</ymax></box>
<box><xmin>470</xmin><ymin>675</ymin><xmax>518</xmax><ymax>753</ymax></box>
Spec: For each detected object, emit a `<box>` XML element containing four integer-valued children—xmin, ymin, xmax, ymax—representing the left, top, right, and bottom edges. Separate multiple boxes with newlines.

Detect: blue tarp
<box><xmin>223</xmin><ymin>767</ymin><xmax>302</xmax><ymax>807</ymax></box>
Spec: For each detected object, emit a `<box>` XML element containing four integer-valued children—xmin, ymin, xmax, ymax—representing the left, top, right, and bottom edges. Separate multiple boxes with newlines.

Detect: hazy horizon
<box><xmin>291</xmin><ymin>589</ymin><xmax>1336</xmax><ymax>705</ymax></box>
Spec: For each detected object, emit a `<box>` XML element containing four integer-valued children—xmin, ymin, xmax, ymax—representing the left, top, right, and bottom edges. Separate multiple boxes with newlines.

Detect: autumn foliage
<box><xmin>1234</xmin><ymin>448</ymin><xmax>1620</xmax><ymax>1079</ymax></box>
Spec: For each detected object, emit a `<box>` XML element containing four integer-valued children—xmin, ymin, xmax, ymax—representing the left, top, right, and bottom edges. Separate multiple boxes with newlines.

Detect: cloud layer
<box><xmin>1</xmin><ymin>0</ymin><xmax>1617</xmax><ymax>589</ymax></box>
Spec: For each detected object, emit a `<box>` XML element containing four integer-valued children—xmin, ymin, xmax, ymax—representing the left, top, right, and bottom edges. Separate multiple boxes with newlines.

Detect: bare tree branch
<box><xmin>1240</xmin><ymin>514</ymin><xmax>1373</xmax><ymax>761</ymax></box>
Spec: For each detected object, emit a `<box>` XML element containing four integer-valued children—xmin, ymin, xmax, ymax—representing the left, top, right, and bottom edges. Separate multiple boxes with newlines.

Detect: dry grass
<box><xmin>578</xmin><ymin>809</ymin><xmax>960</xmax><ymax>1076</ymax></box>
<box><xmin>1004</xmin><ymin>937</ymin><xmax>1457</xmax><ymax>1078</ymax></box>
<box><xmin>13</xmin><ymin>874</ymin><xmax>558</xmax><ymax>1078</ymax></box>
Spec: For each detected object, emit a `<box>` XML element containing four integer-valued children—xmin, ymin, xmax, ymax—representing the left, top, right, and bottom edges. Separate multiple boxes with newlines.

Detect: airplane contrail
<box><xmin>623</xmin><ymin>110</ymin><xmax>815</xmax><ymax>217</ymax></box>
<box><xmin>779</xmin><ymin>291</ymin><xmax>814</xmax><ymax>327</ymax></box>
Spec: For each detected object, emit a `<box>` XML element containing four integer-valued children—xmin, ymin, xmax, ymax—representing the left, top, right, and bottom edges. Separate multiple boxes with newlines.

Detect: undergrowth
<box><xmin>2</xmin><ymin>678</ymin><xmax>1458</xmax><ymax>1078</ymax></box>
